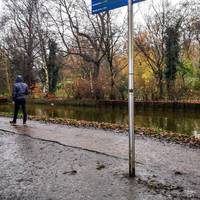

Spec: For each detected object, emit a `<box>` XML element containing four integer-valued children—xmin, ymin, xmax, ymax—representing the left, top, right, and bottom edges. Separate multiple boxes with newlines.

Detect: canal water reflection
<box><xmin>1</xmin><ymin>103</ymin><xmax>200</xmax><ymax>136</ymax></box>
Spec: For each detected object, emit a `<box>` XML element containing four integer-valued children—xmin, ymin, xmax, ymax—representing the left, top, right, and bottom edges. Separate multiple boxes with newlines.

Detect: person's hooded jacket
<box><xmin>12</xmin><ymin>75</ymin><xmax>28</xmax><ymax>101</ymax></box>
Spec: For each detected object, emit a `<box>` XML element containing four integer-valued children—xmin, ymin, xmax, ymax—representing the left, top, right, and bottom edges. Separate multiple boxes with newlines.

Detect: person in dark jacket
<box><xmin>10</xmin><ymin>75</ymin><xmax>28</xmax><ymax>125</ymax></box>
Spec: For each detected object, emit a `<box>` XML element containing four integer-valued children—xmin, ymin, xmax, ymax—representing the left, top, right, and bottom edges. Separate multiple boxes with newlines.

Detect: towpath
<box><xmin>0</xmin><ymin>116</ymin><xmax>199</xmax><ymax>199</ymax></box>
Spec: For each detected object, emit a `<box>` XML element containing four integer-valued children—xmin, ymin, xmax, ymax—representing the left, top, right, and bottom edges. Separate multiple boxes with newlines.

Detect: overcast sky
<box><xmin>0</xmin><ymin>0</ymin><xmax>2</xmax><ymax>10</ymax></box>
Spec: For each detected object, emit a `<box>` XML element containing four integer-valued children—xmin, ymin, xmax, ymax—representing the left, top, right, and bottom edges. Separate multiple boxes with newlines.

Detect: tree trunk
<box><xmin>109</xmin><ymin>69</ymin><xmax>116</xmax><ymax>100</ymax></box>
<box><xmin>156</xmin><ymin>72</ymin><xmax>164</xmax><ymax>100</ymax></box>
<box><xmin>5</xmin><ymin>63</ymin><xmax>12</xmax><ymax>96</ymax></box>
<box><xmin>167</xmin><ymin>80</ymin><xmax>176</xmax><ymax>100</ymax></box>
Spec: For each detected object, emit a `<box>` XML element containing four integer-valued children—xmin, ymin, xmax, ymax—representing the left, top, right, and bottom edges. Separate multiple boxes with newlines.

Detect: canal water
<box><xmin>1</xmin><ymin>103</ymin><xmax>200</xmax><ymax>137</ymax></box>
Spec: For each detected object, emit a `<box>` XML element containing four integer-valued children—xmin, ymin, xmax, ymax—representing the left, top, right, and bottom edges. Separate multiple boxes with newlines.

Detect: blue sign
<box><xmin>92</xmin><ymin>0</ymin><xmax>144</xmax><ymax>14</ymax></box>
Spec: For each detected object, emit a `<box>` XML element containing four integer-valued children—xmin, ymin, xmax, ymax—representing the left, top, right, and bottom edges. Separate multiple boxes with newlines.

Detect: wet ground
<box><xmin>0</xmin><ymin>117</ymin><xmax>200</xmax><ymax>200</ymax></box>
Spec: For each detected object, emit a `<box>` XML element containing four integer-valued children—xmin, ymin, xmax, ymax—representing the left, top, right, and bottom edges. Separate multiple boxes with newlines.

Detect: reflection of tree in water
<box><xmin>166</xmin><ymin>115</ymin><xmax>177</xmax><ymax>132</ymax></box>
<box><xmin>0</xmin><ymin>104</ymin><xmax>13</xmax><ymax>113</ymax></box>
<box><xmin>135</xmin><ymin>108</ymin><xmax>200</xmax><ymax>135</ymax></box>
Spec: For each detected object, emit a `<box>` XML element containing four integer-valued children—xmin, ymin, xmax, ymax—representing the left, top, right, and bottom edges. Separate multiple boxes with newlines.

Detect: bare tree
<box><xmin>47</xmin><ymin>0</ymin><xmax>107</xmax><ymax>98</ymax></box>
<box><xmin>47</xmin><ymin>0</ymin><xmax>127</xmax><ymax>99</ymax></box>
<box><xmin>101</xmin><ymin>11</ymin><xmax>127</xmax><ymax>99</ymax></box>
<box><xmin>135</xmin><ymin>0</ymin><xmax>192</xmax><ymax>99</ymax></box>
<box><xmin>0</xmin><ymin>49</ymin><xmax>12</xmax><ymax>96</ymax></box>
<box><xmin>180</xmin><ymin>1</ymin><xmax>200</xmax><ymax>67</ymax></box>
<box><xmin>135</xmin><ymin>1</ymin><xmax>169</xmax><ymax>99</ymax></box>
<box><xmin>1</xmin><ymin>0</ymin><xmax>52</xmax><ymax>88</ymax></box>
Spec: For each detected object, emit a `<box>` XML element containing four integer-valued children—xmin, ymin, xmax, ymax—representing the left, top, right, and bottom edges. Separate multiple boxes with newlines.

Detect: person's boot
<box><xmin>10</xmin><ymin>121</ymin><xmax>16</xmax><ymax>125</ymax></box>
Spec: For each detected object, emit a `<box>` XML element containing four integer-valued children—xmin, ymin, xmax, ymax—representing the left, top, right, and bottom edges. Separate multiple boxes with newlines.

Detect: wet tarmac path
<box><xmin>0</xmin><ymin>117</ymin><xmax>200</xmax><ymax>199</ymax></box>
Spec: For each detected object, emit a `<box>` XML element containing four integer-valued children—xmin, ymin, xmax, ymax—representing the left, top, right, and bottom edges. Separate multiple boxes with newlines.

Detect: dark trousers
<box><xmin>13</xmin><ymin>99</ymin><xmax>27</xmax><ymax>123</ymax></box>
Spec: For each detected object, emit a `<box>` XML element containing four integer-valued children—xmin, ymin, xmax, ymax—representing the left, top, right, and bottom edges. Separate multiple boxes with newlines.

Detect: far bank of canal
<box><xmin>1</xmin><ymin>101</ymin><xmax>200</xmax><ymax>138</ymax></box>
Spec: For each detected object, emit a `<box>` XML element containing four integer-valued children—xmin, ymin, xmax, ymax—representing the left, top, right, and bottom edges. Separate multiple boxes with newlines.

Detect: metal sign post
<box><xmin>92</xmin><ymin>0</ymin><xmax>145</xmax><ymax>177</ymax></box>
<box><xmin>128</xmin><ymin>0</ymin><xmax>135</xmax><ymax>177</ymax></box>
